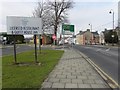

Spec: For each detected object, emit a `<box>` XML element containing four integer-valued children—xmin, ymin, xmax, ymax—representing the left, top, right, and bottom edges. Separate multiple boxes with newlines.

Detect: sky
<box><xmin>0</xmin><ymin>0</ymin><xmax>119</xmax><ymax>37</ymax></box>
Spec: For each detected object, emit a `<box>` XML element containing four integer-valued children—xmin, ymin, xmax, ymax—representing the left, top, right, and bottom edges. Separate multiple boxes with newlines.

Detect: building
<box><xmin>92</xmin><ymin>31</ymin><xmax>99</xmax><ymax>44</ymax></box>
<box><xmin>31</xmin><ymin>34</ymin><xmax>53</xmax><ymax>45</ymax></box>
<box><xmin>103</xmin><ymin>28</ymin><xmax>119</xmax><ymax>44</ymax></box>
<box><xmin>99</xmin><ymin>31</ymin><xmax>105</xmax><ymax>45</ymax></box>
<box><xmin>76</xmin><ymin>29</ymin><xmax>99</xmax><ymax>45</ymax></box>
<box><xmin>76</xmin><ymin>31</ymin><xmax>86</xmax><ymax>45</ymax></box>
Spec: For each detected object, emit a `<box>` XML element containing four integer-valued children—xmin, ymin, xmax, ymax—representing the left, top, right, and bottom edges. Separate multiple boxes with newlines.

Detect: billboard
<box><xmin>7</xmin><ymin>16</ymin><xmax>42</xmax><ymax>35</ymax></box>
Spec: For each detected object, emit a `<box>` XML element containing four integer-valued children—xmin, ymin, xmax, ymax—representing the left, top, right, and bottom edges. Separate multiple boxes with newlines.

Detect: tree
<box><xmin>34</xmin><ymin>0</ymin><xmax>73</xmax><ymax>45</ymax></box>
<box><xmin>33</xmin><ymin>1</ymin><xmax>54</xmax><ymax>33</ymax></box>
<box><xmin>47</xmin><ymin>0</ymin><xmax>73</xmax><ymax>44</ymax></box>
<box><xmin>104</xmin><ymin>30</ymin><xmax>118</xmax><ymax>44</ymax></box>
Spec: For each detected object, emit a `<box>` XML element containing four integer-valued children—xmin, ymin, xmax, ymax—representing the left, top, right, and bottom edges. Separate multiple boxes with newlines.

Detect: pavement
<box><xmin>41</xmin><ymin>47</ymin><xmax>111</xmax><ymax>89</ymax></box>
<box><xmin>0</xmin><ymin>45</ymin><xmax>2</xmax><ymax>49</ymax></box>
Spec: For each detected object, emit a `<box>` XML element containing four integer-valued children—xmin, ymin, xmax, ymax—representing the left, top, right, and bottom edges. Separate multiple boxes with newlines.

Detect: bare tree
<box><xmin>47</xmin><ymin>0</ymin><xmax>73</xmax><ymax>44</ymax></box>
<box><xmin>33</xmin><ymin>1</ymin><xmax>56</xmax><ymax>33</ymax></box>
<box><xmin>33</xmin><ymin>0</ymin><xmax>73</xmax><ymax>45</ymax></box>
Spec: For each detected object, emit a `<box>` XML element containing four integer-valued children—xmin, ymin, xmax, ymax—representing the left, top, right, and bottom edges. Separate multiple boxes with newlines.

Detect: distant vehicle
<box><xmin>10</xmin><ymin>41</ymin><xmax>14</xmax><ymax>45</ymax></box>
<box><xmin>2</xmin><ymin>40</ymin><xmax>7</xmax><ymax>45</ymax></box>
<box><xmin>59</xmin><ymin>40</ymin><xmax>64</xmax><ymax>45</ymax></box>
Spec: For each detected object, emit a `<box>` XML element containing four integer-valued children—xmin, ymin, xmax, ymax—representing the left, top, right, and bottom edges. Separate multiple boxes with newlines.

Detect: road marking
<box><xmin>85</xmin><ymin>57</ymin><xmax>119</xmax><ymax>88</ymax></box>
<box><xmin>106</xmin><ymin>48</ymin><xmax>110</xmax><ymax>51</ymax></box>
<box><xmin>84</xmin><ymin>47</ymin><xmax>92</xmax><ymax>49</ymax></box>
<box><xmin>96</xmin><ymin>49</ymin><xmax>101</xmax><ymax>52</ymax></box>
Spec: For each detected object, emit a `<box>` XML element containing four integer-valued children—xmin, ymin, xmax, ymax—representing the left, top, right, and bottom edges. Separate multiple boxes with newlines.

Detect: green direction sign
<box><xmin>62</xmin><ymin>24</ymin><xmax>74</xmax><ymax>32</ymax></box>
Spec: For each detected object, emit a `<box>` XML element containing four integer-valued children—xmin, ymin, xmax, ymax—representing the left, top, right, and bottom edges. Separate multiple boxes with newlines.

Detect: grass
<box><xmin>2</xmin><ymin>50</ymin><xmax>64</xmax><ymax>89</ymax></box>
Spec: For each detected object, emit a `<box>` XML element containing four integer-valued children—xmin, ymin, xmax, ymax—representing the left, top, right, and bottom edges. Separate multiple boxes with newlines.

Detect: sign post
<box><xmin>52</xmin><ymin>34</ymin><xmax>56</xmax><ymax>45</ymax></box>
<box><xmin>13</xmin><ymin>35</ymin><xmax>17</xmax><ymax>64</ymax></box>
<box><xmin>7</xmin><ymin>16</ymin><xmax>42</xmax><ymax>64</ymax></box>
<box><xmin>38</xmin><ymin>35</ymin><xmax>41</xmax><ymax>54</ymax></box>
<box><xmin>34</xmin><ymin>35</ymin><xmax>38</xmax><ymax>63</ymax></box>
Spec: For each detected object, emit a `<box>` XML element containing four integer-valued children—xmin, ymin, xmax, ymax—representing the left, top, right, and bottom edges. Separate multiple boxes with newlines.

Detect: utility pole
<box><xmin>89</xmin><ymin>24</ymin><xmax>92</xmax><ymax>45</ymax></box>
<box><xmin>109</xmin><ymin>9</ymin><xmax>114</xmax><ymax>46</ymax></box>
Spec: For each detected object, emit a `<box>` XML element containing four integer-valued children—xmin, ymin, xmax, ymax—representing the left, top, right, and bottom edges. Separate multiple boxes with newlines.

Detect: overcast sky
<box><xmin>0</xmin><ymin>0</ymin><xmax>119</xmax><ymax>35</ymax></box>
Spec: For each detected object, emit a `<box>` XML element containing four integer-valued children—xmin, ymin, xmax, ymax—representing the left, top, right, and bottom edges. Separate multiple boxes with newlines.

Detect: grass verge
<box><xmin>2</xmin><ymin>50</ymin><xmax>64</xmax><ymax>89</ymax></box>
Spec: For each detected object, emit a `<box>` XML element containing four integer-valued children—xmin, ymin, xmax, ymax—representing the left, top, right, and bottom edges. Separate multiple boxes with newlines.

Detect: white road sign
<box><xmin>7</xmin><ymin>16</ymin><xmax>42</xmax><ymax>35</ymax></box>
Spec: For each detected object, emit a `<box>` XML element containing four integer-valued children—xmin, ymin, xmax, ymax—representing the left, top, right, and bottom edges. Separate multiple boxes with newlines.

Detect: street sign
<box><xmin>62</xmin><ymin>24</ymin><xmax>74</xmax><ymax>32</ymax></box>
<box><xmin>7</xmin><ymin>16</ymin><xmax>42</xmax><ymax>35</ymax></box>
<box><xmin>52</xmin><ymin>34</ymin><xmax>56</xmax><ymax>40</ymax></box>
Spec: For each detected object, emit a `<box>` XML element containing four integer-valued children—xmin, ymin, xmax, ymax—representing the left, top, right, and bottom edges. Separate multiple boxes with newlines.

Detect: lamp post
<box><xmin>89</xmin><ymin>24</ymin><xmax>92</xmax><ymax>45</ymax></box>
<box><xmin>109</xmin><ymin>9</ymin><xmax>114</xmax><ymax>46</ymax></box>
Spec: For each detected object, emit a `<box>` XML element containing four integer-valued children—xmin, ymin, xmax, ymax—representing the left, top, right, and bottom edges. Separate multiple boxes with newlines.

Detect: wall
<box><xmin>76</xmin><ymin>34</ymin><xmax>84</xmax><ymax>45</ymax></box>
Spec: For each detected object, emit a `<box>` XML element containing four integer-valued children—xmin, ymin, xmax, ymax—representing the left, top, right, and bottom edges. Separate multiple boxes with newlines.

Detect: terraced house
<box><xmin>76</xmin><ymin>29</ymin><xmax>99</xmax><ymax>45</ymax></box>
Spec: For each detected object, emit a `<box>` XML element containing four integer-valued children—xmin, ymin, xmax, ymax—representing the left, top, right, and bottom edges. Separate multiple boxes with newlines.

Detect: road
<box><xmin>73</xmin><ymin>45</ymin><xmax>118</xmax><ymax>83</ymax></box>
<box><xmin>0</xmin><ymin>44</ymin><xmax>34</xmax><ymax>57</ymax></box>
<box><xmin>0</xmin><ymin>44</ymin><xmax>54</xmax><ymax>57</ymax></box>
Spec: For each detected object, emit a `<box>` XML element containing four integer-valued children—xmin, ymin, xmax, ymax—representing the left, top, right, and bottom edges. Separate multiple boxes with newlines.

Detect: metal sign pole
<box><xmin>62</xmin><ymin>24</ymin><xmax>65</xmax><ymax>49</ymax></box>
<box><xmin>34</xmin><ymin>35</ymin><xmax>38</xmax><ymax>63</ymax></box>
<box><xmin>13</xmin><ymin>34</ymin><xmax>17</xmax><ymax>64</ymax></box>
<box><xmin>63</xmin><ymin>29</ymin><xmax>65</xmax><ymax>49</ymax></box>
<box><xmin>39</xmin><ymin>34</ymin><xmax>41</xmax><ymax>54</ymax></box>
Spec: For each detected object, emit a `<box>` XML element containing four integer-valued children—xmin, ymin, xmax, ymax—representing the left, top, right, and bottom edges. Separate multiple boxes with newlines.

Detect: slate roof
<box><xmin>92</xmin><ymin>32</ymin><xmax>99</xmax><ymax>35</ymax></box>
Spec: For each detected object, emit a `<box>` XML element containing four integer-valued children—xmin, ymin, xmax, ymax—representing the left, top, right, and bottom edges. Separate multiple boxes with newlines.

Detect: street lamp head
<box><xmin>109</xmin><ymin>9</ymin><xmax>114</xmax><ymax>14</ymax></box>
<box><xmin>109</xmin><ymin>11</ymin><xmax>112</xmax><ymax>14</ymax></box>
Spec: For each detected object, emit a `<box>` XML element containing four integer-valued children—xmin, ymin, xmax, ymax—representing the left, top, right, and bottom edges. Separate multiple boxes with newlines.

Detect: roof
<box><xmin>79</xmin><ymin>31</ymin><xmax>86</xmax><ymax>35</ymax></box>
<box><xmin>76</xmin><ymin>31</ymin><xmax>86</xmax><ymax>35</ymax></box>
<box><xmin>92</xmin><ymin>32</ymin><xmax>99</xmax><ymax>35</ymax></box>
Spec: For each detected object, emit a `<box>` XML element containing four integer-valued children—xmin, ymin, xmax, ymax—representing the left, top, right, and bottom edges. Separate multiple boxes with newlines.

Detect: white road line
<box><xmin>106</xmin><ymin>48</ymin><xmax>110</xmax><ymax>51</ymax></box>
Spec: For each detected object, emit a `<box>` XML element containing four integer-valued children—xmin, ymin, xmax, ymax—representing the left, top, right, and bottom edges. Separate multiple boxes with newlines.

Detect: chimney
<box><xmin>87</xmin><ymin>29</ymin><xmax>90</xmax><ymax>32</ymax></box>
<box><xmin>79</xmin><ymin>31</ymin><xmax>82</xmax><ymax>33</ymax></box>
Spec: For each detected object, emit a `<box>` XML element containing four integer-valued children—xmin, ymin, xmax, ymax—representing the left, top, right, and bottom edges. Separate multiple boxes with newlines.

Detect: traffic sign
<box><xmin>52</xmin><ymin>34</ymin><xmax>56</xmax><ymax>40</ymax></box>
<box><xmin>62</xmin><ymin>24</ymin><xmax>74</xmax><ymax>32</ymax></box>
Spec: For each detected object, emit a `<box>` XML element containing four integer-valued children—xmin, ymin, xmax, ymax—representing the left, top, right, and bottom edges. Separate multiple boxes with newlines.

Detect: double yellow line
<box><xmin>85</xmin><ymin>57</ymin><xmax>119</xmax><ymax>88</ymax></box>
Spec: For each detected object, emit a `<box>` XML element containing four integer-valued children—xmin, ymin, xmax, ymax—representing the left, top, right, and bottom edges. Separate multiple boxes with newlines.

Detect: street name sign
<box><xmin>7</xmin><ymin>16</ymin><xmax>42</xmax><ymax>35</ymax></box>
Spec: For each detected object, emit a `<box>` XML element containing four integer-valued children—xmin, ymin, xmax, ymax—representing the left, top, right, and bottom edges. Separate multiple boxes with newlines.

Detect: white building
<box><xmin>99</xmin><ymin>31</ymin><xmax>105</xmax><ymax>45</ymax></box>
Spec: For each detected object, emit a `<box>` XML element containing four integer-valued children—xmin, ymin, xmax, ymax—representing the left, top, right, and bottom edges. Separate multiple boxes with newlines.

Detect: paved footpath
<box><xmin>41</xmin><ymin>47</ymin><xmax>110</xmax><ymax>89</ymax></box>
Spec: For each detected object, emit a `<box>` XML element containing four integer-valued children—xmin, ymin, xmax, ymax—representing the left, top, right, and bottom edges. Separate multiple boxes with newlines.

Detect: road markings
<box><xmin>96</xmin><ymin>49</ymin><xmax>101</xmax><ymax>52</ymax></box>
<box><xmin>85</xmin><ymin>57</ymin><xmax>119</xmax><ymax>89</ymax></box>
<box><xmin>106</xmin><ymin>48</ymin><xmax>110</xmax><ymax>51</ymax></box>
